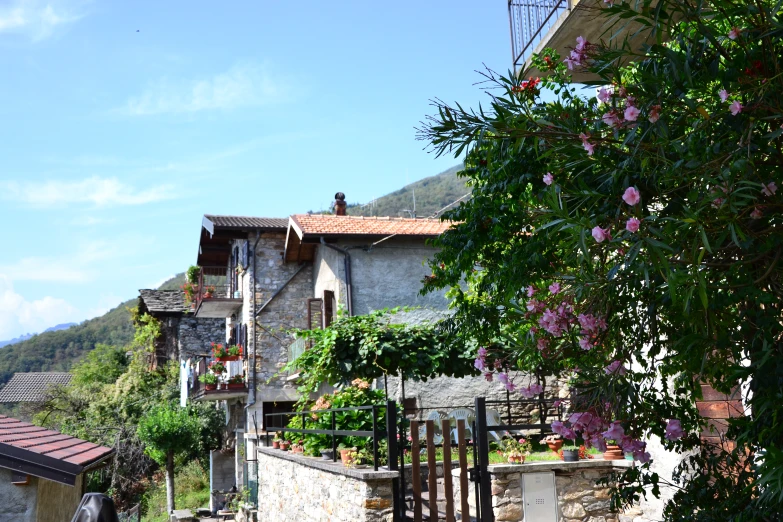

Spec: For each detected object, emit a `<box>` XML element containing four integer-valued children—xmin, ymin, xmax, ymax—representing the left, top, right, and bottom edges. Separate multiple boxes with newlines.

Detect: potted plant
<box><xmin>541</xmin><ymin>434</ymin><xmax>563</xmax><ymax>453</ymax></box>
<box><xmin>208</xmin><ymin>361</ymin><xmax>226</xmax><ymax>375</ymax></box>
<box><xmin>203</xmin><ymin>285</ymin><xmax>216</xmax><ymax>299</ymax></box>
<box><xmin>227</xmin><ymin>374</ymin><xmax>245</xmax><ymax>389</ymax></box>
<box><xmin>182</xmin><ymin>281</ymin><xmax>198</xmax><ymax>308</ymax></box>
<box><xmin>500</xmin><ymin>437</ymin><xmax>532</xmax><ymax>464</ymax></box>
<box><xmin>279</xmin><ymin>440</ymin><xmax>290</xmax><ymax>451</ymax></box>
<box><xmin>272</xmin><ymin>433</ymin><xmax>282</xmax><ymax>449</ymax></box>
<box><xmin>350</xmin><ymin>447</ymin><xmax>373</xmax><ymax>469</ymax></box>
<box><xmin>562</xmin><ymin>445</ymin><xmax>580</xmax><ymax>462</ymax></box>
<box><xmin>199</xmin><ymin>372</ymin><xmax>218</xmax><ymax>390</ymax></box>
<box><xmin>291</xmin><ymin>439</ymin><xmax>305</xmax><ymax>454</ymax></box>
<box><xmin>338</xmin><ymin>444</ymin><xmax>357</xmax><ymax>466</ymax></box>
<box><xmin>603</xmin><ymin>440</ymin><xmax>624</xmax><ymax>460</ymax></box>
<box><xmin>216</xmin><ymin>344</ymin><xmax>242</xmax><ymax>361</ymax></box>
<box><xmin>320</xmin><ymin>448</ymin><xmax>335</xmax><ymax>460</ymax></box>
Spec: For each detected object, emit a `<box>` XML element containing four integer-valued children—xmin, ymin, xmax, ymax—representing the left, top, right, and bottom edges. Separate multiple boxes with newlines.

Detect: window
<box><xmin>323</xmin><ymin>290</ymin><xmax>335</xmax><ymax>328</ymax></box>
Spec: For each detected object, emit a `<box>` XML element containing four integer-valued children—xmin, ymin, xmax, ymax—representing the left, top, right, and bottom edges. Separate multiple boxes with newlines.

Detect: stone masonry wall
<box><xmin>178</xmin><ymin>316</ymin><xmax>226</xmax><ymax>358</ymax></box>
<box><xmin>488</xmin><ymin>462</ymin><xmax>649</xmax><ymax>522</ymax></box>
<box><xmin>246</xmin><ymin>233</ymin><xmax>313</xmax><ymax>403</ymax></box>
<box><xmin>257</xmin><ymin>448</ymin><xmax>395</xmax><ymax>522</ymax></box>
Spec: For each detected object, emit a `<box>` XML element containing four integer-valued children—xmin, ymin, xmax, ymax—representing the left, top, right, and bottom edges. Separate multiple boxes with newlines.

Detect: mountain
<box><xmin>345</xmin><ymin>164</ymin><xmax>467</xmax><ymax>218</ymax></box>
<box><xmin>0</xmin><ymin>274</ymin><xmax>185</xmax><ymax>388</ymax></box>
<box><xmin>0</xmin><ymin>323</ymin><xmax>77</xmax><ymax>349</ymax></box>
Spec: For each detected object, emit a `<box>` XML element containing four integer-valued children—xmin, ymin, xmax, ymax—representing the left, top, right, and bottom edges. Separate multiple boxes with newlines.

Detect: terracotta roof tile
<box><xmin>0</xmin><ymin>415</ymin><xmax>113</xmax><ymax>469</ymax></box>
<box><xmin>290</xmin><ymin>214</ymin><xmax>452</xmax><ymax>238</ymax></box>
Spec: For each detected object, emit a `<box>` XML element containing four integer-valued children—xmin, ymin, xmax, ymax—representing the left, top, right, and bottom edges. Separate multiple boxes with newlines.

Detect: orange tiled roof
<box><xmin>289</xmin><ymin>214</ymin><xmax>452</xmax><ymax>238</ymax></box>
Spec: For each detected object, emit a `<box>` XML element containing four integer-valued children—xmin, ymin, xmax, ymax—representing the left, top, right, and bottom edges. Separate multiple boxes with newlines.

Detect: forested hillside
<box><xmin>0</xmin><ymin>273</ymin><xmax>185</xmax><ymax>387</ymax></box>
<box><xmin>346</xmin><ymin>164</ymin><xmax>466</xmax><ymax>218</ymax></box>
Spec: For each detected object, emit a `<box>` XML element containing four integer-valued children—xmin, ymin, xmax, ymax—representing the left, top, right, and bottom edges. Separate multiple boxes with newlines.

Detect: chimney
<box><xmin>334</xmin><ymin>192</ymin><xmax>347</xmax><ymax>216</ymax></box>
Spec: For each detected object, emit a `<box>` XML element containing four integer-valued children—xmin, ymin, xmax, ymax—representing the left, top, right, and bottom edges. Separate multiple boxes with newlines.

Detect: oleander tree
<box><xmin>417</xmin><ymin>1</ymin><xmax>782</xmax><ymax>519</ymax></box>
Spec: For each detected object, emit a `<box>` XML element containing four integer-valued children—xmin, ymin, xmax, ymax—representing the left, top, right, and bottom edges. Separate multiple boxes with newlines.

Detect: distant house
<box><xmin>0</xmin><ymin>373</ymin><xmax>73</xmax><ymax>420</ymax></box>
<box><xmin>0</xmin><ymin>414</ymin><xmax>114</xmax><ymax>522</ymax></box>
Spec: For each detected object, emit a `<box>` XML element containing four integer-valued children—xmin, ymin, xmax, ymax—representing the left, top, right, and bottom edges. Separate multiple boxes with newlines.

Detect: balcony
<box><xmin>508</xmin><ymin>0</ymin><xmax>657</xmax><ymax>82</ymax></box>
<box><xmin>189</xmin><ymin>355</ymin><xmax>248</xmax><ymax>402</ymax></box>
<box><xmin>194</xmin><ymin>266</ymin><xmax>243</xmax><ymax>318</ymax></box>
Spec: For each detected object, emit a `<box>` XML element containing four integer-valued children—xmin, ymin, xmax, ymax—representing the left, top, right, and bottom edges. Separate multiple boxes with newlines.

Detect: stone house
<box><xmin>0</xmin><ymin>414</ymin><xmax>114</xmax><ymax>522</ymax></box>
<box><xmin>186</xmin><ymin>202</ymin><xmax>538</xmax><ymax>502</ymax></box>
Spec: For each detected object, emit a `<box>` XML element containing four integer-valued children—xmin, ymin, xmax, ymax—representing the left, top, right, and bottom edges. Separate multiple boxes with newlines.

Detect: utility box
<box><xmin>522</xmin><ymin>471</ymin><xmax>558</xmax><ymax>522</ymax></box>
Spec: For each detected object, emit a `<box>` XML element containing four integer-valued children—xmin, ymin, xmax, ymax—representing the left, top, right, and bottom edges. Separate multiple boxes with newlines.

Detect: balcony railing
<box><xmin>188</xmin><ymin>355</ymin><xmax>248</xmax><ymax>401</ymax></box>
<box><xmin>509</xmin><ymin>0</ymin><xmax>571</xmax><ymax>74</ymax></box>
<box><xmin>194</xmin><ymin>266</ymin><xmax>243</xmax><ymax>318</ymax></box>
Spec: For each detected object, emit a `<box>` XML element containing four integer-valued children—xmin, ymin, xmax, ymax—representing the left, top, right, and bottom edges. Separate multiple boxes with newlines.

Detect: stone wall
<box><xmin>256</xmin><ymin>447</ymin><xmax>395</xmax><ymax>522</ymax></box>
<box><xmin>0</xmin><ymin>468</ymin><xmax>37</xmax><ymax>522</ymax></box>
<box><xmin>487</xmin><ymin>461</ymin><xmax>649</xmax><ymax>522</ymax></box>
<box><xmin>178</xmin><ymin>316</ymin><xmax>226</xmax><ymax>358</ymax></box>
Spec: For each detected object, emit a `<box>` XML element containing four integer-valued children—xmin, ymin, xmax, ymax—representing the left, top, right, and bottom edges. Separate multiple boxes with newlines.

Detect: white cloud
<box><xmin>0</xmin><ymin>240</ymin><xmax>125</xmax><ymax>283</ymax></box>
<box><xmin>0</xmin><ymin>0</ymin><xmax>83</xmax><ymax>41</ymax></box>
<box><xmin>3</xmin><ymin>176</ymin><xmax>176</xmax><ymax>207</ymax></box>
<box><xmin>0</xmin><ymin>276</ymin><xmax>80</xmax><ymax>340</ymax></box>
<box><xmin>119</xmin><ymin>62</ymin><xmax>291</xmax><ymax>116</ymax></box>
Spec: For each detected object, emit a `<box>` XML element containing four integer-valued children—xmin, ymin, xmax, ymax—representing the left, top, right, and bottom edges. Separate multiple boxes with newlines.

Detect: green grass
<box><xmin>143</xmin><ymin>460</ymin><xmax>210</xmax><ymax>522</ymax></box>
<box><xmin>402</xmin><ymin>445</ymin><xmax>601</xmax><ymax>465</ymax></box>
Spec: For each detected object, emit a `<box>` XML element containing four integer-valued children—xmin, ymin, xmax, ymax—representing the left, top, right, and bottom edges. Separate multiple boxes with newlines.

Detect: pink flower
<box><xmin>622</xmin><ymin>186</ymin><xmax>641</xmax><ymax>206</ymax></box>
<box><xmin>728</xmin><ymin>27</ymin><xmax>741</xmax><ymax>40</ymax></box>
<box><xmin>526</xmin><ymin>299</ymin><xmax>540</xmax><ymax>312</ymax></box>
<box><xmin>636</xmin><ymin>451</ymin><xmax>651</xmax><ymax>463</ymax></box>
<box><xmin>602</xmin><ymin>421</ymin><xmax>625</xmax><ymax>440</ymax></box>
<box><xmin>477</xmin><ymin>347</ymin><xmax>488</xmax><ymax>357</ymax></box>
<box><xmin>549</xmin><ymin>282</ymin><xmax>561</xmax><ymax>294</ymax></box>
<box><xmin>592</xmin><ymin>226</ymin><xmax>610</xmax><ymax>243</ymax></box>
<box><xmin>597</xmin><ymin>87</ymin><xmax>612</xmax><ymax>104</ymax></box>
<box><xmin>719</xmin><ymin>89</ymin><xmax>729</xmax><ymax>102</ymax></box>
<box><xmin>648</xmin><ymin>105</ymin><xmax>660</xmax><ymax>123</ymax></box>
<box><xmin>751</xmin><ymin>207</ymin><xmax>763</xmax><ymax>219</ymax></box>
<box><xmin>553</xmin><ymin>399</ymin><xmax>562</xmax><ymax>408</ymax></box>
<box><xmin>730</xmin><ymin>100</ymin><xmax>743</xmax><ymax>116</ymax></box>
<box><xmin>484</xmin><ymin>372</ymin><xmax>493</xmax><ymax>382</ymax></box>
<box><xmin>519</xmin><ymin>384</ymin><xmax>543</xmax><ymax>398</ymax></box>
<box><xmin>762</xmin><ymin>182</ymin><xmax>777</xmax><ymax>196</ymax></box>
<box><xmin>604</xmin><ymin>360</ymin><xmax>626</xmax><ymax>375</ymax></box>
<box><xmin>665</xmin><ymin>419</ymin><xmax>684</xmax><ymax>441</ymax></box>
<box><xmin>712</xmin><ymin>197</ymin><xmax>725</xmax><ymax>208</ymax></box>
<box><xmin>579</xmin><ymin>336</ymin><xmax>593</xmax><ymax>351</ymax></box>
<box><xmin>602</xmin><ymin>111</ymin><xmax>622</xmax><ymax>128</ymax></box>
<box><xmin>624</xmin><ymin>105</ymin><xmax>641</xmax><ymax>122</ymax></box>
<box><xmin>536</xmin><ymin>338</ymin><xmax>549</xmax><ymax>351</ymax></box>
<box><xmin>474</xmin><ymin>358</ymin><xmax>485</xmax><ymax>371</ymax></box>
<box><xmin>583</xmin><ymin>141</ymin><xmax>596</xmax><ymax>155</ymax></box>
<box><xmin>543</xmin><ymin>173</ymin><xmax>554</xmax><ymax>185</ymax></box>
<box><xmin>575</xmin><ymin>36</ymin><xmax>588</xmax><ymax>52</ymax></box>
<box><xmin>626</xmin><ymin>217</ymin><xmax>640</xmax><ymax>233</ymax></box>
<box><xmin>497</xmin><ymin>372</ymin><xmax>516</xmax><ymax>392</ymax></box>
<box><xmin>526</xmin><ymin>285</ymin><xmax>537</xmax><ymax>297</ymax></box>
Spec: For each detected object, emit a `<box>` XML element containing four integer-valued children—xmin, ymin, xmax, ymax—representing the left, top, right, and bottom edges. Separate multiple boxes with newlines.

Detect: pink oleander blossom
<box><xmin>626</xmin><ymin>217</ymin><xmax>640</xmax><ymax>233</ymax></box>
<box><xmin>497</xmin><ymin>372</ymin><xmax>516</xmax><ymax>392</ymax></box>
<box><xmin>762</xmin><ymin>182</ymin><xmax>777</xmax><ymax>196</ymax></box>
<box><xmin>719</xmin><ymin>89</ymin><xmax>729</xmax><ymax>102</ymax></box>
<box><xmin>484</xmin><ymin>372</ymin><xmax>493</xmax><ymax>382</ymax></box>
<box><xmin>543</xmin><ymin>173</ymin><xmax>554</xmax><ymax>185</ymax></box>
<box><xmin>590</xmin><ymin>435</ymin><xmax>608</xmax><ymax>452</ymax></box>
<box><xmin>477</xmin><ymin>347</ymin><xmax>488</xmax><ymax>357</ymax></box>
<box><xmin>519</xmin><ymin>383</ymin><xmax>543</xmax><ymax>398</ymax></box>
<box><xmin>575</xmin><ymin>36</ymin><xmax>587</xmax><ymax>52</ymax></box>
<box><xmin>728</xmin><ymin>27</ymin><xmax>741</xmax><ymax>40</ymax></box>
<box><xmin>604</xmin><ymin>360</ymin><xmax>627</xmax><ymax>375</ymax></box>
<box><xmin>536</xmin><ymin>338</ymin><xmax>549</xmax><ymax>351</ymax></box>
<box><xmin>602</xmin><ymin>111</ymin><xmax>621</xmax><ymax>128</ymax></box>
<box><xmin>730</xmin><ymin>100</ymin><xmax>743</xmax><ymax>116</ymax></box>
<box><xmin>578</xmin><ymin>336</ymin><xmax>593</xmax><ymax>351</ymax></box>
<box><xmin>624</xmin><ymin>105</ymin><xmax>641</xmax><ymax>122</ymax></box>
<box><xmin>592</xmin><ymin>226</ymin><xmax>610</xmax><ymax>243</ymax></box>
<box><xmin>526</xmin><ymin>285</ymin><xmax>537</xmax><ymax>297</ymax></box>
<box><xmin>648</xmin><ymin>105</ymin><xmax>661</xmax><ymax>123</ymax></box>
<box><xmin>622</xmin><ymin>186</ymin><xmax>641</xmax><ymax>206</ymax></box>
<box><xmin>583</xmin><ymin>141</ymin><xmax>596</xmax><ymax>155</ymax></box>
<box><xmin>665</xmin><ymin>419</ymin><xmax>684</xmax><ymax>441</ymax></box>
<box><xmin>712</xmin><ymin>197</ymin><xmax>725</xmax><ymax>208</ymax></box>
<box><xmin>597</xmin><ymin>86</ymin><xmax>612</xmax><ymax>104</ymax></box>
<box><xmin>751</xmin><ymin>207</ymin><xmax>763</xmax><ymax>219</ymax></box>
<box><xmin>549</xmin><ymin>282</ymin><xmax>561</xmax><ymax>294</ymax></box>
<box><xmin>474</xmin><ymin>358</ymin><xmax>485</xmax><ymax>371</ymax></box>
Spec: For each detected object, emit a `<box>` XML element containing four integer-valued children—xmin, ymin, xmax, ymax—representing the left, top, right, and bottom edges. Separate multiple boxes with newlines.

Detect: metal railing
<box><xmin>265</xmin><ymin>403</ymin><xmax>389</xmax><ymax>471</ymax></box>
<box><xmin>195</xmin><ymin>265</ymin><xmax>242</xmax><ymax>310</ymax></box>
<box><xmin>508</xmin><ymin>0</ymin><xmax>571</xmax><ymax>73</ymax></box>
<box><xmin>118</xmin><ymin>503</ymin><xmax>140</xmax><ymax>522</ymax></box>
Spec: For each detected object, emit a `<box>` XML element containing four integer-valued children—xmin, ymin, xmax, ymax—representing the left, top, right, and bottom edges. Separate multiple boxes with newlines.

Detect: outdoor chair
<box><xmin>486</xmin><ymin>408</ymin><xmax>511</xmax><ymax>442</ymax></box>
<box><xmin>447</xmin><ymin>408</ymin><xmax>475</xmax><ymax>443</ymax></box>
<box><xmin>417</xmin><ymin>410</ymin><xmax>447</xmax><ymax>445</ymax></box>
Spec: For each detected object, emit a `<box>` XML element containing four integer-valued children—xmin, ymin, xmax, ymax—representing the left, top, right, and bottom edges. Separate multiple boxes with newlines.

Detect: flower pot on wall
<box><xmin>321</xmin><ymin>449</ymin><xmax>334</xmax><ymax>461</ymax></box>
<box><xmin>272</xmin><ymin>441</ymin><xmax>280</xmax><ymax>449</ymax></box>
<box><xmin>205</xmin><ymin>384</ymin><xmax>217</xmax><ymax>391</ymax></box>
<box><xmin>603</xmin><ymin>445</ymin><xmax>624</xmax><ymax>460</ymax></box>
<box><xmin>340</xmin><ymin>449</ymin><xmax>356</xmax><ymax>466</ymax></box>
<box><xmin>218</xmin><ymin>356</ymin><xmax>240</xmax><ymax>362</ymax></box>
<box><xmin>546</xmin><ymin>440</ymin><xmax>564</xmax><ymax>453</ymax></box>
<box><xmin>227</xmin><ymin>383</ymin><xmax>245</xmax><ymax>390</ymax></box>
<box><xmin>563</xmin><ymin>449</ymin><xmax>580</xmax><ymax>462</ymax></box>
<box><xmin>507</xmin><ymin>455</ymin><xmax>526</xmax><ymax>464</ymax></box>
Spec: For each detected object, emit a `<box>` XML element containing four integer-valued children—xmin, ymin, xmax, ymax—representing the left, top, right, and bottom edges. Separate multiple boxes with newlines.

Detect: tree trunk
<box><xmin>165</xmin><ymin>451</ymin><xmax>175</xmax><ymax>514</ymax></box>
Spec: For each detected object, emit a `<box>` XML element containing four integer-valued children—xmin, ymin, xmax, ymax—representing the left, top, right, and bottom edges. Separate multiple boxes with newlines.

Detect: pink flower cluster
<box><xmin>580</xmin><ymin>132</ymin><xmax>596</xmax><ymax>156</ymax></box>
<box><xmin>564</xmin><ymin>36</ymin><xmax>591</xmax><ymax>70</ymax></box>
<box><xmin>553</xmin><ymin>413</ymin><xmax>654</xmax><ymax>462</ymax></box>
<box><xmin>474</xmin><ymin>348</ymin><xmax>548</xmax><ymax>397</ymax></box>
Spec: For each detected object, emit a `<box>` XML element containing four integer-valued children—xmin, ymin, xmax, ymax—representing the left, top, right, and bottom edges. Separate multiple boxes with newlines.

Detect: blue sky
<box><xmin>0</xmin><ymin>0</ymin><xmax>512</xmax><ymax>340</ymax></box>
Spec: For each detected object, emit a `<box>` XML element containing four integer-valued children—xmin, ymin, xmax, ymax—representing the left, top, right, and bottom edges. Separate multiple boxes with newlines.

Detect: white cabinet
<box><xmin>522</xmin><ymin>471</ymin><xmax>558</xmax><ymax>522</ymax></box>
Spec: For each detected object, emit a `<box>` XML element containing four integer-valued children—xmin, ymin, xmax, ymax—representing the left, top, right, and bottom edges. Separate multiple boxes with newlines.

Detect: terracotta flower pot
<box><xmin>547</xmin><ymin>440</ymin><xmax>564</xmax><ymax>453</ymax></box>
<box><xmin>340</xmin><ymin>449</ymin><xmax>356</xmax><ymax>466</ymax></box>
<box><xmin>218</xmin><ymin>356</ymin><xmax>240</xmax><ymax>362</ymax></box>
<box><xmin>279</xmin><ymin>442</ymin><xmax>290</xmax><ymax>451</ymax></box>
<box><xmin>227</xmin><ymin>383</ymin><xmax>245</xmax><ymax>390</ymax></box>
<box><xmin>507</xmin><ymin>455</ymin><xmax>526</xmax><ymax>464</ymax></box>
<box><xmin>603</xmin><ymin>445</ymin><xmax>624</xmax><ymax>460</ymax></box>
<box><xmin>205</xmin><ymin>384</ymin><xmax>217</xmax><ymax>391</ymax></box>
<box><xmin>272</xmin><ymin>441</ymin><xmax>280</xmax><ymax>449</ymax></box>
